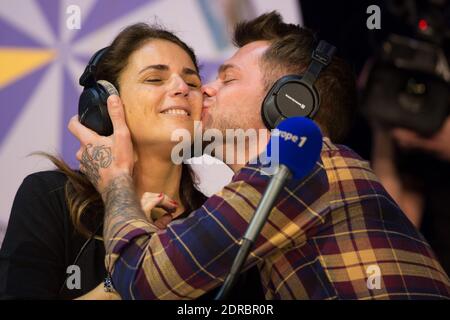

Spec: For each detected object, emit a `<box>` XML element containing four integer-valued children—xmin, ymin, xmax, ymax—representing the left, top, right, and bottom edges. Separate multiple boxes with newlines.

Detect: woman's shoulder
<box><xmin>23</xmin><ymin>169</ymin><xmax>68</xmax><ymax>185</ymax></box>
<box><xmin>12</xmin><ymin>170</ymin><xmax>73</xmax><ymax>216</ymax></box>
<box><xmin>19</xmin><ymin>170</ymin><xmax>69</xmax><ymax>197</ymax></box>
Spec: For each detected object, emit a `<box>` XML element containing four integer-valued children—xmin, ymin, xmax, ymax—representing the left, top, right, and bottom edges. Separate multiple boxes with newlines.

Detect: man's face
<box><xmin>201</xmin><ymin>41</ymin><xmax>270</xmax><ymax>134</ymax></box>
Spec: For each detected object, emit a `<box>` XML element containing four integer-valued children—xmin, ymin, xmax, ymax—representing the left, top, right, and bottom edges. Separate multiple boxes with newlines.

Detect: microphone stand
<box><xmin>214</xmin><ymin>165</ymin><xmax>292</xmax><ymax>300</ymax></box>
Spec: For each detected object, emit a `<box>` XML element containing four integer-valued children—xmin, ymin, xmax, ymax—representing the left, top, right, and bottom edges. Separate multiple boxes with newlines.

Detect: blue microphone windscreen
<box><xmin>267</xmin><ymin>117</ymin><xmax>323</xmax><ymax>180</ymax></box>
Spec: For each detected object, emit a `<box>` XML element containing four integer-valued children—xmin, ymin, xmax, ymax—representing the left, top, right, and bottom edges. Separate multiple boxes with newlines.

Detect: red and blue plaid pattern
<box><xmin>105</xmin><ymin>138</ymin><xmax>450</xmax><ymax>299</ymax></box>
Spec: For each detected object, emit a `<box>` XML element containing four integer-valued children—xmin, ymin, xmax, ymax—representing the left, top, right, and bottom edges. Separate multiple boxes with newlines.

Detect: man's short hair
<box><xmin>233</xmin><ymin>11</ymin><xmax>357</xmax><ymax>142</ymax></box>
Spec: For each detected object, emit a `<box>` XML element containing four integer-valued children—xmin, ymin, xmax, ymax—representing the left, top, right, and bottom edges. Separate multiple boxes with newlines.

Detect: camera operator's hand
<box><xmin>68</xmin><ymin>95</ymin><xmax>135</xmax><ymax>196</ymax></box>
<box><xmin>392</xmin><ymin>116</ymin><xmax>450</xmax><ymax>162</ymax></box>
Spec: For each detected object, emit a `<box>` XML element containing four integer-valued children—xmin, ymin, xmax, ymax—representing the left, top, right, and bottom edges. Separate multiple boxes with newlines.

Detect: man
<box><xmin>69</xmin><ymin>12</ymin><xmax>450</xmax><ymax>299</ymax></box>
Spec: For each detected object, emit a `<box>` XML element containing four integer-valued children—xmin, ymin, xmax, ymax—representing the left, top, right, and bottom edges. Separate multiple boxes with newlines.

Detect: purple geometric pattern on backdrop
<box><xmin>199</xmin><ymin>59</ymin><xmax>222</xmax><ymax>82</ymax></box>
<box><xmin>36</xmin><ymin>0</ymin><xmax>60</xmax><ymax>39</ymax></box>
<box><xmin>73</xmin><ymin>53</ymin><xmax>93</xmax><ymax>63</ymax></box>
<box><xmin>0</xmin><ymin>65</ymin><xmax>51</xmax><ymax>147</ymax></box>
<box><xmin>72</xmin><ymin>0</ymin><xmax>155</xmax><ymax>43</ymax></box>
<box><xmin>0</xmin><ymin>18</ymin><xmax>43</xmax><ymax>48</ymax></box>
<box><xmin>62</xmin><ymin>67</ymin><xmax>82</xmax><ymax>168</ymax></box>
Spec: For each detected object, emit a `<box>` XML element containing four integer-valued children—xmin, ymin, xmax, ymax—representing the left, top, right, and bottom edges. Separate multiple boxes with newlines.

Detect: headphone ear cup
<box><xmin>261</xmin><ymin>85</ymin><xmax>283</xmax><ymax>129</ymax></box>
<box><xmin>276</xmin><ymin>81</ymin><xmax>318</xmax><ymax>118</ymax></box>
<box><xmin>261</xmin><ymin>75</ymin><xmax>320</xmax><ymax>129</ymax></box>
<box><xmin>78</xmin><ymin>80</ymin><xmax>117</xmax><ymax>136</ymax></box>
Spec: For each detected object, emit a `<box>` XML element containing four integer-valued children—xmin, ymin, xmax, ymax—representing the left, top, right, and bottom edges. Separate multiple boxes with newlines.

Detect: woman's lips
<box><xmin>159</xmin><ymin>105</ymin><xmax>191</xmax><ymax>116</ymax></box>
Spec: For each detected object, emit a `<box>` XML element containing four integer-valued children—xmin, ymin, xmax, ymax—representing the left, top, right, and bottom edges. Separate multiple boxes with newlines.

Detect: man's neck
<box><xmin>226</xmin><ymin>131</ymin><xmax>271</xmax><ymax>174</ymax></box>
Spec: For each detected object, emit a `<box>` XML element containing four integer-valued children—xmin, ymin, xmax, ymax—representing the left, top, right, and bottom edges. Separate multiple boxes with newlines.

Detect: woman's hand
<box><xmin>68</xmin><ymin>95</ymin><xmax>134</xmax><ymax>196</ymax></box>
<box><xmin>140</xmin><ymin>192</ymin><xmax>179</xmax><ymax>229</ymax></box>
<box><xmin>75</xmin><ymin>282</ymin><xmax>121</xmax><ymax>300</ymax></box>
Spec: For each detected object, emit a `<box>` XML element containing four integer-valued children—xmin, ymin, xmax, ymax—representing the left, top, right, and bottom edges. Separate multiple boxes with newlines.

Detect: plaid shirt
<box><xmin>105</xmin><ymin>138</ymin><xmax>450</xmax><ymax>299</ymax></box>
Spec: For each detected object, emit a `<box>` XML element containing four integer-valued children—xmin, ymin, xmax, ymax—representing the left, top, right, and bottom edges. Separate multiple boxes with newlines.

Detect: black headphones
<box><xmin>78</xmin><ymin>46</ymin><xmax>118</xmax><ymax>136</ymax></box>
<box><xmin>261</xmin><ymin>40</ymin><xmax>336</xmax><ymax>129</ymax></box>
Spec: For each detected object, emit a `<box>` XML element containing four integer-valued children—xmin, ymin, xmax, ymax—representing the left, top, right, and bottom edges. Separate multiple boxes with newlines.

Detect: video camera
<box><xmin>363</xmin><ymin>0</ymin><xmax>450</xmax><ymax>136</ymax></box>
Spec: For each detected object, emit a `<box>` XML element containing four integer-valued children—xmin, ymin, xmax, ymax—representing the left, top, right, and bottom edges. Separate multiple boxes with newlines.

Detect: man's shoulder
<box><xmin>320</xmin><ymin>138</ymin><xmax>380</xmax><ymax>188</ymax></box>
<box><xmin>321</xmin><ymin>138</ymin><xmax>369</xmax><ymax>165</ymax></box>
<box><xmin>235</xmin><ymin>138</ymin><xmax>369</xmax><ymax>184</ymax></box>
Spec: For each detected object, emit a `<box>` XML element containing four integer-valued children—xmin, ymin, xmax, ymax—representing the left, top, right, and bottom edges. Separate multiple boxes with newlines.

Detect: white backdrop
<box><xmin>0</xmin><ymin>0</ymin><xmax>302</xmax><ymax>244</ymax></box>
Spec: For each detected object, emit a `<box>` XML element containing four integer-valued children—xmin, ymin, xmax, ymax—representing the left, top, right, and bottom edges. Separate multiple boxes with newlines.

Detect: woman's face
<box><xmin>117</xmin><ymin>39</ymin><xmax>202</xmax><ymax>152</ymax></box>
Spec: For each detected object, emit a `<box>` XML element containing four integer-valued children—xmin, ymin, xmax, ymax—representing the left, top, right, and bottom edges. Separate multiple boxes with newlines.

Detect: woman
<box><xmin>0</xmin><ymin>23</ymin><xmax>206</xmax><ymax>299</ymax></box>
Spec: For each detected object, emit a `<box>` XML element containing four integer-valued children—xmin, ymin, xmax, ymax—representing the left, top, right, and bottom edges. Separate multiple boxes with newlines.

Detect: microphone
<box><xmin>215</xmin><ymin>117</ymin><xmax>323</xmax><ymax>300</ymax></box>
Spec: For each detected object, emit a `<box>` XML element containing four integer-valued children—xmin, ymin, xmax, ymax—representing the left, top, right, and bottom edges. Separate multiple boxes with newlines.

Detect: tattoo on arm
<box><xmin>102</xmin><ymin>174</ymin><xmax>147</xmax><ymax>243</ymax></box>
<box><xmin>80</xmin><ymin>144</ymin><xmax>113</xmax><ymax>187</ymax></box>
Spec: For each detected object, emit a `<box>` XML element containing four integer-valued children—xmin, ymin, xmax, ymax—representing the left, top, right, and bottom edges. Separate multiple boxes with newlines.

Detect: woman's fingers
<box><xmin>106</xmin><ymin>95</ymin><xmax>128</xmax><ymax>136</ymax></box>
<box><xmin>140</xmin><ymin>192</ymin><xmax>178</xmax><ymax>223</ymax></box>
<box><xmin>141</xmin><ymin>192</ymin><xmax>178</xmax><ymax>212</ymax></box>
<box><xmin>158</xmin><ymin>193</ymin><xmax>179</xmax><ymax>211</ymax></box>
<box><xmin>140</xmin><ymin>193</ymin><xmax>163</xmax><ymax>221</ymax></box>
<box><xmin>67</xmin><ymin>115</ymin><xmax>98</xmax><ymax>146</ymax></box>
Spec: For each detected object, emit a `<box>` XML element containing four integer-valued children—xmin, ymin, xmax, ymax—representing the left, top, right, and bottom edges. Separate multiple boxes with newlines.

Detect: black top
<box><xmin>0</xmin><ymin>171</ymin><xmax>264</xmax><ymax>300</ymax></box>
<box><xmin>0</xmin><ymin>171</ymin><xmax>106</xmax><ymax>299</ymax></box>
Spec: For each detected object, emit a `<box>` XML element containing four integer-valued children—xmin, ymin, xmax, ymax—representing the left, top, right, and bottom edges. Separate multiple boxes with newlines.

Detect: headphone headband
<box><xmin>79</xmin><ymin>46</ymin><xmax>110</xmax><ymax>87</ymax></box>
<box><xmin>301</xmin><ymin>40</ymin><xmax>336</xmax><ymax>86</ymax></box>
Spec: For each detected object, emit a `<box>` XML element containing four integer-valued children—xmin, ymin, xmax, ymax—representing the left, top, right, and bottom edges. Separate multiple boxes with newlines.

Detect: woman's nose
<box><xmin>170</xmin><ymin>77</ymin><xmax>189</xmax><ymax>97</ymax></box>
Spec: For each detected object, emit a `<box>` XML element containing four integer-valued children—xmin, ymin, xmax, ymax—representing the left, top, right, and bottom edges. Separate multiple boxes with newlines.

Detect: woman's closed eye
<box><xmin>145</xmin><ymin>78</ymin><xmax>200</xmax><ymax>88</ymax></box>
<box><xmin>145</xmin><ymin>78</ymin><xmax>162</xmax><ymax>83</ymax></box>
<box><xmin>187</xmin><ymin>82</ymin><xmax>201</xmax><ymax>88</ymax></box>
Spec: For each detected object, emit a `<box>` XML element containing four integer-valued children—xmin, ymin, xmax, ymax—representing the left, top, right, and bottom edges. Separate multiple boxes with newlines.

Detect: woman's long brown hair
<box><xmin>40</xmin><ymin>23</ymin><xmax>205</xmax><ymax>238</ymax></box>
